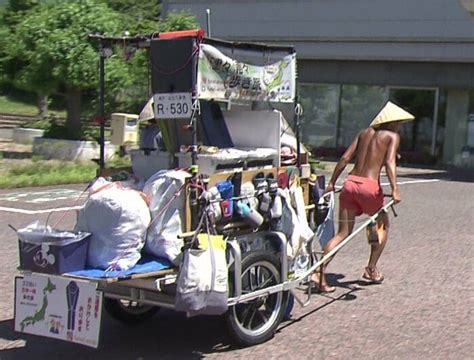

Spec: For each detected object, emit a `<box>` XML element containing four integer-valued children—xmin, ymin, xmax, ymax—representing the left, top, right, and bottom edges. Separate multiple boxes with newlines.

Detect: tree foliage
<box><xmin>106</xmin><ymin>0</ymin><xmax>161</xmax><ymax>35</ymax></box>
<box><xmin>8</xmin><ymin>0</ymin><xmax>125</xmax><ymax>94</ymax></box>
<box><xmin>2</xmin><ymin>0</ymin><xmax>40</xmax><ymax>27</ymax></box>
<box><xmin>0</xmin><ymin>0</ymin><xmax>40</xmax><ymax>85</ymax></box>
<box><xmin>0</xmin><ymin>0</ymin><xmax>200</xmax><ymax>138</ymax></box>
<box><xmin>159</xmin><ymin>10</ymin><xmax>200</xmax><ymax>32</ymax></box>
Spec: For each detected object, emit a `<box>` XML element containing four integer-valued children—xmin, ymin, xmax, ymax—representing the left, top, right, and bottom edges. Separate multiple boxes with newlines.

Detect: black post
<box><xmin>189</xmin><ymin>101</ymin><xmax>200</xmax><ymax>230</ymax></box>
<box><xmin>294</xmin><ymin>95</ymin><xmax>301</xmax><ymax>168</ymax></box>
<box><xmin>98</xmin><ymin>42</ymin><xmax>106</xmax><ymax>172</ymax></box>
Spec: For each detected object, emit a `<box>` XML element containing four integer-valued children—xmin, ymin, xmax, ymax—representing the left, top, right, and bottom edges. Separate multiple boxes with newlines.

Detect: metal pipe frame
<box><xmin>104</xmin><ymin>293</ymin><xmax>176</xmax><ymax>310</ymax></box>
<box><xmin>227</xmin><ymin>240</ymin><xmax>242</xmax><ymax>298</ymax></box>
<box><xmin>227</xmin><ymin>200</ymin><xmax>395</xmax><ymax>304</ymax></box>
<box><xmin>71</xmin><ymin>201</ymin><xmax>395</xmax><ymax>311</ymax></box>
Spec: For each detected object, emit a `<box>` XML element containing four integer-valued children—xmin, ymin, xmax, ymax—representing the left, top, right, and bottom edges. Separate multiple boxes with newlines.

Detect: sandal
<box><xmin>362</xmin><ymin>266</ymin><xmax>384</xmax><ymax>284</ymax></box>
<box><xmin>306</xmin><ymin>280</ymin><xmax>336</xmax><ymax>294</ymax></box>
<box><xmin>308</xmin><ymin>269</ymin><xmax>336</xmax><ymax>293</ymax></box>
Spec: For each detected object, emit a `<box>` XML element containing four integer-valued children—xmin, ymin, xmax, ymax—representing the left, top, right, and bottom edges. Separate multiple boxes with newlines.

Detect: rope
<box><xmin>294</xmin><ymin>103</ymin><xmax>303</xmax><ymax>116</ymax></box>
<box><xmin>48</xmin><ymin>181</ymin><xmax>95</xmax><ymax>229</ymax></box>
<box><xmin>147</xmin><ymin>182</ymin><xmax>187</xmax><ymax>228</ymax></box>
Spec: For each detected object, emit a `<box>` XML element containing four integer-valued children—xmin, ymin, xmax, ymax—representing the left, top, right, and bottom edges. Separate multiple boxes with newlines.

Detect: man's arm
<box><xmin>325</xmin><ymin>132</ymin><xmax>360</xmax><ymax>193</ymax></box>
<box><xmin>384</xmin><ymin>133</ymin><xmax>401</xmax><ymax>203</ymax></box>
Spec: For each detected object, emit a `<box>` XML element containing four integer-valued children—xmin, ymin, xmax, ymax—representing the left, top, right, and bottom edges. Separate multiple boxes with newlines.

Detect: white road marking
<box><xmin>0</xmin><ymin>179</ymin><xmax>440</xmax><ymax>214</ymax></box>
<box><xmin>383</xmin><ymin>179</ymin><xmax>440</xmax><ymax>186</ymax></box>
<box><xmin>0</xmin><ymin>205</ymin><xmax>83</xmax><ymax>214</ymax></box>
<box><xmin>0</xmin><ymin>189</ymin><xmax>86</xmax><ymax>203</ymax></box>
<box><xmin>334</xmin><ymin>178</ymin><xmax>440</xmax><ymax>189</ymax></box>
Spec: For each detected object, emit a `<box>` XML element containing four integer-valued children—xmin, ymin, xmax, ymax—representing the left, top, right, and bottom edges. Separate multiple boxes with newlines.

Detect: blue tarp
<box><xmin>67</xmin><ymin>255</ymin><xmax>174</xmax><ymax>279</ymax></box>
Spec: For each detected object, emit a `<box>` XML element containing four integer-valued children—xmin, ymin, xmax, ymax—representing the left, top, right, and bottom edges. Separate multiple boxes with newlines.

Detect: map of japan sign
<box><xmin>15</xmin><ymin>273</ymin><xmax>103</xmax><ymax>348</ymax></box>
<box><xmin>197</xmin><ymin>44</ymin><xmax>296</xmax><ymax>103</ymax></box>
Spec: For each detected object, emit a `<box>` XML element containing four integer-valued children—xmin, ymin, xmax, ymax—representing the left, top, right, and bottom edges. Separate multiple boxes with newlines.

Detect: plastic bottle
<box><xmin>237</xmin><ymin>201</ymin><xmax>264</xmax><ymax>228</ymax></box>
<box><xmin>270</xmin><ymin>194</ymin><xmax>282</xmax><ymax>219</ymax></box>
<box><xmin>366</xmin><ymin>221</ymin><xmax>379</xmax><ymax>244</ymax></box>
<box><xmin>259</xmin><ymin>192</ymin><xmax>272</xmax><ymax>213</ymax></box>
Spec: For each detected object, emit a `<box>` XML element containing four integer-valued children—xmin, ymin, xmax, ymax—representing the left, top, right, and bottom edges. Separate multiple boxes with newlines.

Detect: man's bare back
<box><xmin>325</xmin><ymin>123</ymin><xmax>401</xmax><ymax>202</ymax></box>
<box><xmin>350</xmin><ymin>127</ymin><xmax>400</xmax><ymax>181</ymax></box>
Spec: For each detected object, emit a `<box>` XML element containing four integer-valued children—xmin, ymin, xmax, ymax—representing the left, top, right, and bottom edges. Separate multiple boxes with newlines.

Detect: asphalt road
<box><xmin>0</xmin><ymin>167</ymin><xmax>473</xmax><ymax>360</ymax></box>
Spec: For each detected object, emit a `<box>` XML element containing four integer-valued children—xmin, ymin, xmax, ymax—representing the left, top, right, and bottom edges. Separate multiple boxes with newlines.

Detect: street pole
<box><xmin>206</xmin><ymin>9</ymin><xmax>212</xmax><ymax>37</ymax></box>
<box><xmin>98</xmin><ymin>42</ymin><xmax>106</xmax><ymax>172</ymax></box>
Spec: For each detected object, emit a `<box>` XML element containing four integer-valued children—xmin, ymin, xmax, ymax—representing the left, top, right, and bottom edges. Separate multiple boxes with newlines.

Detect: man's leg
<box><xmin>312</xmin><ymin>207</ymin><xmax>357</xmax><ymax>290</ymax></box>
<box><xmin>364</xmin><ymin>212</ymin><xmax>389</xmax><ymax>282</ymax></box>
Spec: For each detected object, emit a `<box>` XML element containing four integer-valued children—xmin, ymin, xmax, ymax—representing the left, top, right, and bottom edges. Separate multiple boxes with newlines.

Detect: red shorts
<box><xmin>339</xmin><ymin>175</ymin><xmax>384</xmax><ymax>216</ymax></box>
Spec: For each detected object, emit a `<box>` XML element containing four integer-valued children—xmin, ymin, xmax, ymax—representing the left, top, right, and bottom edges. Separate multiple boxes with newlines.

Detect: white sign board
<box><xmin>153</xmin><ymin>92</ymin><xmax>192</xmax><ymax>119</ymax></box>
<box><xmin>15</xmin><ymin>273</ymin><xmax>103</xmax><ymax>348</ymax></box>
<box><xmin>197</xmin><ymin>44</ymin><xmax>296</xmax><ymax>103</ymax></box>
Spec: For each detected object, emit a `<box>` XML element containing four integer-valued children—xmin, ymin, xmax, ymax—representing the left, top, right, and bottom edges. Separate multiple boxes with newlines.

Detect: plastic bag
<box><xmin>143</xmin><ymin>170</ymin><xmax>188</xmax><ymax>264</ymax></box>
<box><xmin>175</xmin><ymin>233</ymin><xmax>228</xmax><ymax>316</ymax></box>
<box><xmin>75</xmin><ymin>178</ymin><xmax>151</xmax><ymax>270</ymax></box>
<box><xmin>314</xmin><ymin>192</ymin><xmax>335</xmax><ymax>249</ymax></box>
<box><xmin>17</xmin><ymin>221</ymin><xmax>90</xmax><ymax>246</ymax></box>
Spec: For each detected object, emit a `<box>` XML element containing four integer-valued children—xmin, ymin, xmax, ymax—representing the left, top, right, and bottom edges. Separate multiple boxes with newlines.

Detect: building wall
<box><xmin>444</xmin><ymin>89</ymin><xmax>470</xmax><ymax>165</ymax></box>
<box><xmin>163</xmin><ymin>0</ymin><xmax>474</xmax><ymax>167</ymax></box>
<box><xmin>163</xmin><ymin>0</ymin><xmax>474</xmax><ymax>62</ymax></box>
<box><xmin>298</xmin><ymin>60</ymin><xmax>474</xmax><ymax>89</ymax></box>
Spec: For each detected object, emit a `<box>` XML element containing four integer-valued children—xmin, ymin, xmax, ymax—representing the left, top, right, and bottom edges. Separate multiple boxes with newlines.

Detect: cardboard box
<box><xmin>130</xmin><ymin>149</ymin><xmax>173</xmax><ymax>179</ymax></box>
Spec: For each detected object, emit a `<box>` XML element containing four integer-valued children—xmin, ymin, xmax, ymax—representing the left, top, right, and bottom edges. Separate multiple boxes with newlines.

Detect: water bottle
<box><xmin>366</xmin><ymin>221</ymin><xmax>379</xmax><ymax>244</ymax></box>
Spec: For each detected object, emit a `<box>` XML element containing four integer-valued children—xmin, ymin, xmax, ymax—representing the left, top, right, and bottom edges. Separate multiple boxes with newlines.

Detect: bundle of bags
<box><xmin>75</xmin><ymin>170</ymin><xmax>188</xmax><ymax>271</ymax></box>
<box><xmin>75</xmin><ymin>167</ymin><xmax>317</xmax><ymax>273</ymax></box>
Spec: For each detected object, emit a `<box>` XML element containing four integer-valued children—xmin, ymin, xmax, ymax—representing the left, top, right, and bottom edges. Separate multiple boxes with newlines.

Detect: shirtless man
<box><xmin>313</xmin><ymin>101</ymin><xmax>414</xmax><ymax>292</ymax></box>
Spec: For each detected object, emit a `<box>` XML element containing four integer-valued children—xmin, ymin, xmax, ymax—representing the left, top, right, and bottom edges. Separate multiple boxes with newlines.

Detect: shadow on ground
<box><xmin>398</xmin><ymin>167</ymin><xmax>474</xmax><ymax>183</ymax></box>
<box><xmin>0</xmin><ymin>273</ymin><xmax>361</xmax><ymax>359</ymax></box>
<box><xmin>0</xmin><ymin>311</ymin><xmax>236</xmax><ymax>359</ymax></box>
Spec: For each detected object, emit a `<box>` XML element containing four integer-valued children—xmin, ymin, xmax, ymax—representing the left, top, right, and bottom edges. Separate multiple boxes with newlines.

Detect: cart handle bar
<box><xmin>228</xmin><ymin>199</ymin><xmax>396</xmax><ymax>305</ymax></box>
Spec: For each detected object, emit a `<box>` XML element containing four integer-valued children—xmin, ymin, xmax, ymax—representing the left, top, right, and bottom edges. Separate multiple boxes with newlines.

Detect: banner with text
<box><xmin>197</xmin><ymin>44</ymin><xmax>296</xmax><ymax>103</ymax></box>
<box><xmin>15</xmin><ymin>274</ymin><xmax>103</xmax><ymax>348</ymax></box>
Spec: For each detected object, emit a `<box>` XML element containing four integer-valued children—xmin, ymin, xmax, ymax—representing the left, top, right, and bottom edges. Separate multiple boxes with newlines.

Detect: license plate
<box><xmin>153</xmin><ymin>92</ymin><xmax>192</xmax><ymax>119</ymax></box>
<box><xmin>14</xmin><ymin>273</ymin><xmax>103</xmax><ymax>348</ymax></box>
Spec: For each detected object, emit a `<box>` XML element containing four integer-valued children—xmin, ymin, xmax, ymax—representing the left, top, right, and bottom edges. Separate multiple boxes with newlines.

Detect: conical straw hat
<box><xmin>138</xmin><ymin>97</ymin><xmax>155</xmax><ymax>121</ymax></box>
<box><xmin>370</xmin><ymin>101</ymin><xmax>415</xmax><ymax>127</ymax></box>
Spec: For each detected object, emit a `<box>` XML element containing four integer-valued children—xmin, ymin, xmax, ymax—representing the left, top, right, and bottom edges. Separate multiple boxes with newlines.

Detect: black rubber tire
<box><xmin>226</xmin><ymin>251</ymin><xmax>289</xmax><ymax>347</ymax></box>
<box><xmin>104</xmin><ymin>298</ymin><xmax>160</xmax><ymax>325</ymax></box>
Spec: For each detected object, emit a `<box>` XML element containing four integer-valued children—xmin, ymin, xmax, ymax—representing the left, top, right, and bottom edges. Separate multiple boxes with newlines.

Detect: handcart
<box><xmin>13</xmin><ymin>31</ymin><xmax>398</xmax><ymax>348</ymax></box>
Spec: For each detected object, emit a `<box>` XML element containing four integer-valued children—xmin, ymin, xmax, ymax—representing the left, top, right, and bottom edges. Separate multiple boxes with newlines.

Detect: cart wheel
<box><xmin>104</xmin><ymin>298</ymin><xmax>160</xmax><ymax>324</ymax></box>
<box><xmin>226</xmin><ymin>251</ymin><xmax>289</xmax><ymax>346</ymax></box>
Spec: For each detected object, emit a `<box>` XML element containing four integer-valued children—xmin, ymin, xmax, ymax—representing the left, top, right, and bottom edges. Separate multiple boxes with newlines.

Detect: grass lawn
<box><xmin>0</xmin><ymin>151</ymin><xmax>132</xmax><ymax>188</ymax></box>
<box><xmin>0</xmin><ymin>95</ymin><xmax>39</xmax><ymax>116</ymax></box>
<box><xmin>0</xmin><ymin>95</ymin><xmax>67</xmax><ymax>117</ymax></box>
<box><xmin>0</xmin><ymin>159</ymin><xmax>98</xmax><ymax>188</ymax></box>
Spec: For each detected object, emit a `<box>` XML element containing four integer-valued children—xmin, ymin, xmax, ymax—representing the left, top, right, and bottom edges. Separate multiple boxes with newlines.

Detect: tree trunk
<box><xmin>66</xmin><ymin>86</ymin><xmax>82</xmax><ymax>139</ymax></box>
<box><xmin>37</xmin><ymin>93</ymin><xmax>48</xmax><ymax>119</ymax></box>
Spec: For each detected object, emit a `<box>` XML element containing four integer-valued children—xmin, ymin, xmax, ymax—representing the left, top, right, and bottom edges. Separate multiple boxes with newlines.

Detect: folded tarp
<box><xmin>66</xmin><ymin>255</ymin><xmax>173</xmax><ymax>279</ymax></box>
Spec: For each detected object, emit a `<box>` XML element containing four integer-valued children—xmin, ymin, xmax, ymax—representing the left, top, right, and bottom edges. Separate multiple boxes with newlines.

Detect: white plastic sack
<box><xmin>314</xmin><ymin>192</ymin><xmax>335</xmax><ymax>250</ymax></box>
<box><xmin>277</xmin><ymin>188</ymin><xmax>304</xmax><ymax>258</ymax></box>
<box><xmin>290</xmin><ymin>186</ymin><xmax>315</xmax><ymax>244</ymax></box>
<box><xmin>75</xmin><ymin>178</ymin><xmax>151</xmax><ymax>270</ymax></box>
<box><xmin>143</xmin><ymin>170</ymin><xmax>188</xmax><ymax>264</ymax></box>
<box><xmin>175</xmin><ymin>233</ymin><xmax>228</xmax><ymax>316</ymax></box>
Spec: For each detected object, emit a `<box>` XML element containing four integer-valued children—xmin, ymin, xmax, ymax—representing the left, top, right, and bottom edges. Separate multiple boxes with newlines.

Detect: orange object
<box><xmin>158</xmin><ymin>29</ymin><xmax>205</xmax><ymax>39</ymax></box>
<box><xmin>339</xmin><ymin>175</ymin><xmax>384</xmax><ymax>216</ymax></box>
